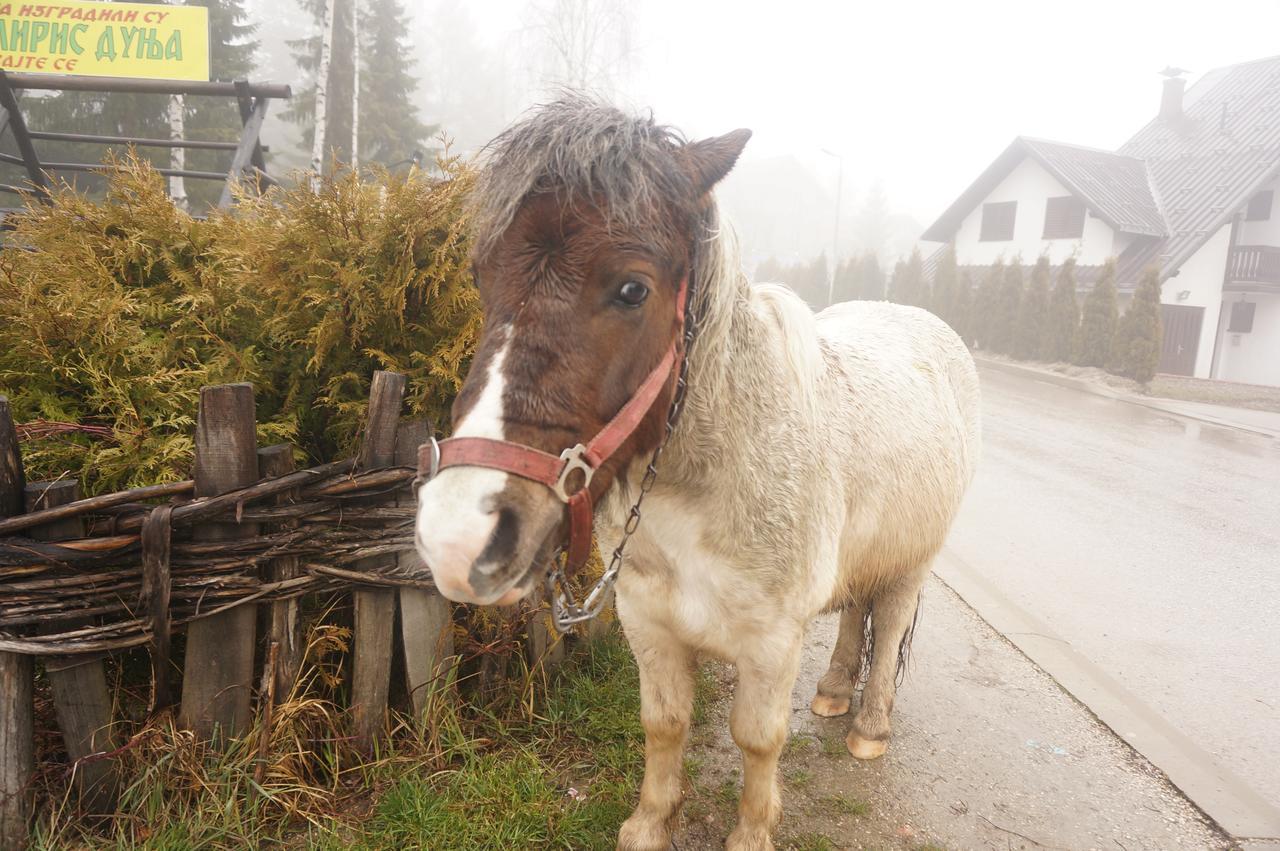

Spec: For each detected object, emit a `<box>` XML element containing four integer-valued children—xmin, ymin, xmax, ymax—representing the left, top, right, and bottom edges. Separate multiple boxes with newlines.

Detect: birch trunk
<box><xmin>167</xmin><ymin>95</ymin><xmax>186</xmax><ymax>209</ymax></box>
<box><xmin>310</xmin><ymin>0</ymin><xmax>338</xmax><ymax>190</ymax></box>
<box><xmin>351</xmin><ymin>0</ymin><xmax>360</xmax><ymax>171</ymax></box>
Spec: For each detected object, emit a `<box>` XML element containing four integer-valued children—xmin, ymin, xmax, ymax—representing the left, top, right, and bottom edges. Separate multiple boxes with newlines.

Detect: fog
<box><xmin>250</xmin><ymin>0</ymin><xmax>1280</xmax><ymax>266</ymax></box>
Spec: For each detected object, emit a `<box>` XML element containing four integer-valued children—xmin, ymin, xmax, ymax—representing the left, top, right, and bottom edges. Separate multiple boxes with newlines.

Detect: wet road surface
<box><xmin>942</xmin><ymin>366</ymin><xmax>1280</xmax><ymax>841</ymax></box>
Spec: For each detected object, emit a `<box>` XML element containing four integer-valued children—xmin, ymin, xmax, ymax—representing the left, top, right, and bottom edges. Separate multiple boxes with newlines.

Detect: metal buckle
<box><xmin>414</xmin><ymin>436</ymin><xmax>442</xmax><ymax>491</ymax></box>
<box><xmin>552</xmin><ymin>443</ymin><xmax>594</xmax><ymax>503</ymax></box>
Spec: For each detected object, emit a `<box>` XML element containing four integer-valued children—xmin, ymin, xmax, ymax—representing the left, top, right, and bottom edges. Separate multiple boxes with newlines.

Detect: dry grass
<box><xmin>1148</xmin><ymin>374</ymin><xmax>1280</xmax><ymax>413</ymax></box>
<box><xmin>29</xmin><ymin>623</ymin><xmax>654</xmax><ymax>850</ymax></box>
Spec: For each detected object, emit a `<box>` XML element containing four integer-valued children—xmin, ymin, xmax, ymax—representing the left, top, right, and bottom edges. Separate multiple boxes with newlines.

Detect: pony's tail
<box><xmin>857</xmin><ymin>591</ymin><xmax>923</xmax><ymax>688</ymax></box>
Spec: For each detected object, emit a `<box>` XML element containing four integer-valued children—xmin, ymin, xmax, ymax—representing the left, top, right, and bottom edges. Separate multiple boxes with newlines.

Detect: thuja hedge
<box><xmin>0</xmin><ymin>155</ymin><xmax>481</xmax><ymax>493</ymax></box>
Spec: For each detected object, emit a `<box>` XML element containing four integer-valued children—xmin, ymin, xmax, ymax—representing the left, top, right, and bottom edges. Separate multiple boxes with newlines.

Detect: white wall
<box><xmin>1161</xmin><ymin>223</ymin><xmax>1231</xmax><ymax>379</ymax></box>
<box><xmin>952</xmin><ymin>158</ymin><xmax>1119</xmax><ymax>266</ymax></box>
<box><xmin>1235</xmin><ymin>175</ymin><xmax>1280</xmax><ymax>246</ymax></box>
<box><xmin>1212</xmin><ymin>294</ymin><xmax>1280</xmax><ymax>386</ymax></box>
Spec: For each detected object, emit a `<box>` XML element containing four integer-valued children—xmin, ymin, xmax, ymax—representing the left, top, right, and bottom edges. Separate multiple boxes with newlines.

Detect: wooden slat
<box><xmin>0</xmin><ymin>72</ymin><xmax>48</xmax><ymax>201</ymax></box>
<box><xmin>258</xmin><ymin>445</ymin><xmax>302</xmax><ymax>704</ymax></box>
<box><xmin>25</xmin><ymin>481</ymin><xmax>117</xmax><ymax>813</ymax></box>
<box><xmin>350</xmin><ymin>372</ymin><xmax>406</xmax><ymax>751</ymax></box>
<box><xmin>178</xmin><ymin>384</ymin><xmax>259</xmax><ymax>741</ymax></box>
<box><xmin>0</xmin><ymin>396</ymin><xmax>33</xmax><ymax>851</ymax></box>
<box><xmin>217</xmin><ymin>95</ymin><xmax>270</xmax><ymax>209</ymax></box>
<box><xmin>393</xmin><ymin>421</ymin><xmax>454</xmax><ymax>717</ymax></box>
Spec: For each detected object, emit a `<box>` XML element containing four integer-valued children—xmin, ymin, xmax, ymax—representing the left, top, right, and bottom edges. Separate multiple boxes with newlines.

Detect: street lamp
<box><xmin>820</xmin><ymin>147</ymin><xmax>843</xmax><ymax>307</ymax></box>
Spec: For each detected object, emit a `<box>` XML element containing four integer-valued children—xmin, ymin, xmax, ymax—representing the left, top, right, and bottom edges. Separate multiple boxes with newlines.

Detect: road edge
<box><xmin>933</xmin><ymin>547</ymin><xmax>1280</xmax><ymax>846</ymax></box>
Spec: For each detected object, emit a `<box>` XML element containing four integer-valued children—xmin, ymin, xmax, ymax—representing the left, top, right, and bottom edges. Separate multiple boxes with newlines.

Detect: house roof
<box><xmin>920</xmin><ymin>137</ymin><xmax>1167</xmax><ymax>242</ymax></box>
<box><xmin>922</xmin><ymin>55</ymin><xmax>1280</xmax><ymax>282</ymax></box>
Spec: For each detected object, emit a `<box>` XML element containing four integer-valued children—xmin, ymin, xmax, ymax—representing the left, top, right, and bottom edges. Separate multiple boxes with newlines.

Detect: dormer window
<box><xmin>979</xmin><ymin>201</ymin><xmax>1017</xmax><ymax>241</ymax></box>
<box><xmin>1043</xmin><ymin>196</ymin><xmax>1086</xmax><ymax>239</ymax></box>
<box><xmin>1245</xmin><ymin>190</ymin><xmax>1273</xmax><ymax>221</ymax></box>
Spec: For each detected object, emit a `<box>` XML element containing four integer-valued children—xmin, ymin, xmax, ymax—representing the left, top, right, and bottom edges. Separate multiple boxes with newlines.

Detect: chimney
<box><xmin>1161</xmin><ymin>76</ymin><xmax>1186</xmax><ymax>122</ymax></box>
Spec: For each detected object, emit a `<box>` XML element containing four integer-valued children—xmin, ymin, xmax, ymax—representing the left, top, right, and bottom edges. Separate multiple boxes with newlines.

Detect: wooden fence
<box><xmin>0</xmin><ymin>370</ymin><xmax>568</xmax><ymax>850</ymax></box>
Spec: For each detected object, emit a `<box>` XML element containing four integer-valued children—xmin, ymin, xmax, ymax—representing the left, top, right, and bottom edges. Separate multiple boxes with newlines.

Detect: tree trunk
<box><xmin>311</xmin><ymin>0</ymin><xmax>338</xmax><ymax>189</ymax></box>
<box><xmin>351</xmin><ymin>0</ymin><xmax>360</xmax><ymax>171</ymax></box>
<box><xmin>167</xmin><ymin>94</ymin><xmax>187</xmax><ymax>209</ymax></box>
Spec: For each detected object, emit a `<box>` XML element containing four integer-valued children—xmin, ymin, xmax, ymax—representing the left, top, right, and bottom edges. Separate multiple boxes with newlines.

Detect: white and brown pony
<box><xmin>415</xmin><ymin>97</ymin><xmax>980</xmax><ymax>851</ymax></box>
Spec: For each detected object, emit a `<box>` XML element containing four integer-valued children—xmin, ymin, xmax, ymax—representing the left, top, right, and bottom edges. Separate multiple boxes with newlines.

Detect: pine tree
<box><xmin>1013</xmin><ymin>255</ymin><xmax>1051</xmax><ymax>360</ymax></box>
<box><xmin>953</xmin><ymin>269</ymin><xmax>974</xmax><ymax>345</ymax></box>
<box><xmin>853</xmin><ymin>253</ymin><xmax>885</xmax><ymax>300</ymax></box>
<box><xmin>755</xmin><ymin>256</ymin><xmax>783</xmax><ymax>282</ymax></box>
<box><xmin>358</xmin><ymin>0</ymin><xmax>433</xmax><ymax>166</ymax></box>
<box><xmin>972</xmin><ymin>258</ymin><xmax>1004</xmax><ymax>350</ymax></box>
<box><xmin>1045</xmin><ymin>257</ymin><xmax>1080</xmax><ymax>363</ymax></box>
<box><xmin>1076</xmin><ymin>258</ymin><xmax>1119</xmax><ymax>368</ymax></box>
<box><xmin>992</xmin><ymin>257</ymin><xmax>1024</xmax><ymax>355</ymax></box>
<box><xmin>931</xmin><ymin>244</ymin><xmax>959</xmax><ymax>327</ymax></box>
<box><xmin>888</xmin><ymin>249</ymin><xmax>926</xmax><ymax>307</ymax></box>
<box><xmin>1112</xmin><ymin>265</ymin><xmax>1163</xmax><ymax>383</ymax></box>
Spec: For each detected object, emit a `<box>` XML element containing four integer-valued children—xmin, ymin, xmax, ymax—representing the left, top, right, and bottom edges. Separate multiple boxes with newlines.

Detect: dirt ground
<box><xmin>671</xmin><ymin>577</ymin><xmax>1231</xmax><ymax>851</ymax></box>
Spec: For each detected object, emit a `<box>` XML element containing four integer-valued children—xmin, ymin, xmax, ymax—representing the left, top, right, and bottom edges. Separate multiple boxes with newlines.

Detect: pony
<box><xmin>414</xmin><ymin>96</ymin><xmax>980</xmax><ymax>851</ymax></box>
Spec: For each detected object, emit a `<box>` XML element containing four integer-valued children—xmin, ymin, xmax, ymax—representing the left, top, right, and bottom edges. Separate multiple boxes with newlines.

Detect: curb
<box><xmin>973</xmin><ymin>356</ymin><xmax>1280</xmax><ymax>440</ymax></box>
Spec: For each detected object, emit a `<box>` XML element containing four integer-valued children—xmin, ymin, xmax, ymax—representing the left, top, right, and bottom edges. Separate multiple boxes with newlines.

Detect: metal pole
<box><xmin>351</xmin><ymin>0</ymin><xmax>360</xmax><ymax>171</ymax></box>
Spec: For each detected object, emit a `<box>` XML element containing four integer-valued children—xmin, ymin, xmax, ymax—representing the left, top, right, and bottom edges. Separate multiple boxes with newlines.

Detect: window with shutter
<box><xmin>1043</xmin><ymin>196</ymin><xmax>1086</xmax><ymax>239</ymax></box>
<box><xmin>1245</xmin><ymin>190</ymin><xmax>1273</xmax><ymax>221</ymax></box>
<box><xmin>979</xmin><ymin>201</ymin><xmax>1016</xmax><ymax>241</ymax></box>
<box><xmin>1228</xmin><ymin>301</ymin><xmax>1256</xmax><ymax>333</ymax></box>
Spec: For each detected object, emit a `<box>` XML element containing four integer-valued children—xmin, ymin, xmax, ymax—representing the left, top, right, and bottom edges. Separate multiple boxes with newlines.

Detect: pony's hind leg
<box><xmin>616</xmin><ymin>620</ymin><xmax>695</xmax><ymax>851</ymax></box>
<box><xmin>811</xmin><ymin>601</ymin><xmax>868</xmax><ymax>717</ymax></box>
<box><xmin>847</xmin><ymin>576</ymin><xmax>923</xmax><ymax>760</ymax></box>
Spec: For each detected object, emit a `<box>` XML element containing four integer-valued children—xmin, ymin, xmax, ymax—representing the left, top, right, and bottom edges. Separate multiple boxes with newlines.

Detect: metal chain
<box><xmin>546</xmin><ymin>273</ymin><xmax>700</xmax><ymax>632</ymax></box>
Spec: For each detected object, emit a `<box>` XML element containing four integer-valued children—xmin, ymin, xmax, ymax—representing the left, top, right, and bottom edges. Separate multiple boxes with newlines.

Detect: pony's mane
<box><xmin>470</xmin><ymin>93</ymin><xmax>699</xmax><ymax>259</ymax></box>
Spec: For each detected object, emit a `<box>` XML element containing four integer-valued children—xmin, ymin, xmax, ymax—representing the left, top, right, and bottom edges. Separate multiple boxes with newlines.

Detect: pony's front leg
<box><xmin>617</xmin><ymin>621</ymin><xmax>695</xmax><ymax>851</ymax></box>
<box><xmin>727</xmin><ymin>628</ymin><xmax>804</xmax><ymax>851</ymax></box>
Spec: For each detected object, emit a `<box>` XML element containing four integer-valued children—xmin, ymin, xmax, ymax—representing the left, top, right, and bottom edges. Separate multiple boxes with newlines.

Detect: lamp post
<box><xmin>820</xmin><ymin>147</ymin><xmax>843</xmax><ymax>307</ymax></box>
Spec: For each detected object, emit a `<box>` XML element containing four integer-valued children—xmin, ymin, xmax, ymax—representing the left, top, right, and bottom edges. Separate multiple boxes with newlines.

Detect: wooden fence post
<box><xmin>0</xmin><ymin>396</ymin><xmax>32</xmax><ymax>851</ymax></box>
<box><xmin>350</xmin><ymin>371</ymin><xmax>405</xmax><ymax>751</ymax></box>
<box><xmin>257</xmin><ymin>444</ymin><xmax>302</xmax><ymax>704</ymax></box>
<box><xmin>393</xmin><ymin>420</ymin><xmax>454</xmax><ymax>718</ymax></box>
<box><xmin>179</xmin><ymin>383</ymin><xmax>259</xmax><ymax>741</ymax></box>
<box><xmin>25</xmin><ymin>481</ymin><xmax>118</xmax><ymax>813</ymax></box>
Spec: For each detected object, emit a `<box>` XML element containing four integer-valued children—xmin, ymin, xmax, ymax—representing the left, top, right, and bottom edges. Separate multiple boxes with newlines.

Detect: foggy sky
<box><xmin>251</xmin><ymin>0</ymin><xmax>1280</xmax><ymax>255</ymax></box>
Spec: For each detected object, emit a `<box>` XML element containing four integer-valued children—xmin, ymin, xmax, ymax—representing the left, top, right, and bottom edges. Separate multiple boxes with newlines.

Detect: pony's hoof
<box><xmin>617</xmin><ymin>815</ymin><xmax>673</xmax><ymax>851</ymax></box>
<box><xmin>846</xmin><ymin>732</ymin><xmax>888</xmax><ymax>760</ymax></box>
<box><xmin>810</xmin><ymin>693</ymin><xmax>851</xmax><ymax>717</ymax></box>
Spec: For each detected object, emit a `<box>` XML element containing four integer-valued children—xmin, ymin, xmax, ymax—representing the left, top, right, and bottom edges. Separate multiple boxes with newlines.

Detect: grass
<box><xmin>1148</xmin><ymin>374</ymin><xmax>1280</xmax><ymax>413</ymax></box>
<box><xmin>32</xmin><ymin>629</ymin><xmax>649</xmax><ymax>851</ymax></box>
<box><xmin>822</xmin><ymin>793</ymin><xmax>870</xmax><ymax>817</ymax></box>
<box><xmin>785</xmin><ymin>831</ymin><xmax>837</xmax><ymax>851</ymax></box>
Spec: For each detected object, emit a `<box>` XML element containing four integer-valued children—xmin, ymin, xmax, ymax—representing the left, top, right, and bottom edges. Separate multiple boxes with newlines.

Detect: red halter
<box><xmin>418</xmin><ymin>276</ymin><xmax>689</xmax><ymax>574</ymax></box>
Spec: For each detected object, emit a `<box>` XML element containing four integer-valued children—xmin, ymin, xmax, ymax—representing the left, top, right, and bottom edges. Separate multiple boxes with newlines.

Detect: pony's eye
<box><xmin>616</xmin><ymin>280</ymin><xmax>649</xmax><ymax>307</ymax></box>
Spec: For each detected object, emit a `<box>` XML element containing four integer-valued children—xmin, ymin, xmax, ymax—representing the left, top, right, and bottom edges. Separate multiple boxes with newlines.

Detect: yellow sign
<box><xmin>0</xmin><ymin>1</ymin><xmax>209</xmax><ymax>81</ymax></box>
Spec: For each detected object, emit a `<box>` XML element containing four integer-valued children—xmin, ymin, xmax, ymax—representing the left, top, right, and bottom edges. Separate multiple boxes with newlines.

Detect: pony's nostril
<box><xmin>476</xmin><ymin>506</ymin><xmax>520</xmax><ymax>572</ymax></box>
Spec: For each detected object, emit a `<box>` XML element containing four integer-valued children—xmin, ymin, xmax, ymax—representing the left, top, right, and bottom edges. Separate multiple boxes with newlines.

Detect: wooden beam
<box><xmin>234</xmin><ymin>80</ymin><xmax>268</xmax><ymax>174</ymax></box>
<box><xmin>257</xmin><ymin>445</ymin><xmax>302</xmax><ymax>704</ymax></box>
<box><xmin>25</xmin><ymin>481</ymin><xmax>117</xmax><ymax>814</ymax></box>
<box><xmin>178</xmin><ymin>384</ymin><xmax>259</xmax><ymax>742</ymax></box>
<box><xmin>0</xmin><ymin>396</ymin><xmax>32</xmax><ymax>851</ymax></box>
<box><xmin>394</xmin><ymin>421</ymin><xmax>454</xmax><ymax>718</ymax></box>
<box><xmin>350</xmin><ymin>372</ymin><xmax>405</xmax><ymax>752</ymax></box>
<box><xmin>0</xmin><ymin>72</ymin><xmax>48</xmax><ymax>200</ymax></box>
<box><xmin>218</xmin><ymin>96</ymin><xmax>270</xmax><ymax>209</ymax></box>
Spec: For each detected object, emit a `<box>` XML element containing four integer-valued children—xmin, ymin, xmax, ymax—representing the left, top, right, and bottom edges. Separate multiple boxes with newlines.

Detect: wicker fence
<box><xmin>0</xmin><ymin>370</ymin><xmax>566</xmax><ymax>850</ymax></box>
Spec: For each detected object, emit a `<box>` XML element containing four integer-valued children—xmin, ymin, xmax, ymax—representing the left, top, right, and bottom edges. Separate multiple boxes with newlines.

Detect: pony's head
<box><xmin>415</xmin><ymin>96</ymin><xmax>749</xmax><ymax>605</ymax></box>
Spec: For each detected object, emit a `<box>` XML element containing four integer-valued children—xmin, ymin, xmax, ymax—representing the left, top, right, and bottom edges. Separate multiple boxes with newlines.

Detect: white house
<box><xmin>921</xmin><ymin>56</ymin><xmax>1280</xmax><ymax>387</ymax></box>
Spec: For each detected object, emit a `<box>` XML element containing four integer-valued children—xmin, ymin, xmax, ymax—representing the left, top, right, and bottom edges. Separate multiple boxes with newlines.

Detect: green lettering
<box><xmin>163</xmin><ymin>30</ymin><xmax>181</xmax><ymax>61</ymax></box>
<box><xmin>3</xmin><ymin>20</ymin><xmax>29</xmax><ymax>53</ymax></box>
<box><xmin>119</xmin><ymin>25</ymin><xmax>138</xmax><ymax>58</ymax></box>
<box><xmin>48</xmin><ymin>21</ymin><xmax>67</xmax><ymax>54</ymax></box>
<box><xmin>142</xmin><ymin>27</ymin><xmax>162</xmax><ymax>60</ymax></box>
<box><xmin>27</xmin><ymin>20</ymin><xmax>48</xmax><ymax>51</ymax></box>
<box><xmin>94</xmin><ymin>27</ymin><xmax>115</xmax><ymax>61</ymax></box>
<box><xmin>68</xmin><ymin>22</ymin><xmax>87</xmax><ymax>54</ymax></box>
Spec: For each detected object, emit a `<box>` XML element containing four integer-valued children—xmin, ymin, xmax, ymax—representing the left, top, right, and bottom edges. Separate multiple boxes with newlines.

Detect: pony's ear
<box><xmin>682</xmin><ymin>129</ymin><xmax>752</xmax><ymax>195</ymax></box>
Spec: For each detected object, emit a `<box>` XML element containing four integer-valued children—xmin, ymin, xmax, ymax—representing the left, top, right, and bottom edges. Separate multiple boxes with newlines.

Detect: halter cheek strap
<box><xmin>417</xmin><ymin>276</ymin><xmax>689</xmax><ymax>575</ymax></box>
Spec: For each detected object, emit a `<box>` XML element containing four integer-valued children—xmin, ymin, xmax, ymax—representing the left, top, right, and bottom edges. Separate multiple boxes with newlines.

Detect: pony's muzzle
<box><xmin>414</xmin><ymin>467</ymin><xmax>561</xmax><ymax>606</ymax></box>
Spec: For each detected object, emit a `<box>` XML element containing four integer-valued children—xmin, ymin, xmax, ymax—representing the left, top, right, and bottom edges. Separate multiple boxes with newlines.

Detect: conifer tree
<box><xmin>931</xmin><ymin>244</ymin><xmax>959</xmax><ymax>327</ymax></box>
<box><xmin>888</xmin><ymin>248</ymin><xmax>926</xmax><ymax>307</ymax></box>
<box><xmin>755</xmin><ymin>256</ymin><xmax>784</xmax><ymax>282</ymax></box>
<box><xmin>992</xmin><ymin>257</ymin><xmax>1024</xmax><ymax>355</ymax></box>
<box><xmin>358</xmin><ymin>0</ymin><xmax>433</xmax><ymax>165</ymax></box>
<box><xmin>1014</xmin><ymin>255</ymin><xmax>1051</xmax><ymax>360</ymax></box>
<box><xmin>887</xmin><ymin>259</ymin><xmax>907</xmax><ymax>305</ymax></box>
<box><xmin>1045</xmin><ymin>257</ymin><xmax>1080</xmax><ymax>363</ymax></box>
<box><xmin>1112</xmin><ymin>265</ymin><xmax>1163</xmax><ymax>383</ymax></box>
<box><xmin>953</xmin><ymin>269</ymin><xmax>974</xmax><ymax>345</ymax></box>
<box><xmin>854</xmin><ymin>253</ymin><xmax>886</xmax><ymax>300</ymax></box>
<box><xmin>972</xmin><ymin>258</ymin><xmax>1004</xmax><ymax>350</ymax></box>
<box><xmin>1076</xmin><ymin>258</ymin><xmax>1119</xmax><ymax>367</ymax></box>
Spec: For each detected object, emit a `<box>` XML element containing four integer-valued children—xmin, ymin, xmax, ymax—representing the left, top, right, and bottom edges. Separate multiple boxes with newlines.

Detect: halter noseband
<box><xmin>417</xmin><ymin>275</ymin><xmax>690</xmax><ymax>576</ymax></box>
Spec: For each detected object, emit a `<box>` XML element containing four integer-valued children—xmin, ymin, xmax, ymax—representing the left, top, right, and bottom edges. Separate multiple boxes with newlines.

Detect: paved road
<box><xmin>941</xmin><ymin>366</ymin><xmax>1280</xmax><ymax>842</ymax></box>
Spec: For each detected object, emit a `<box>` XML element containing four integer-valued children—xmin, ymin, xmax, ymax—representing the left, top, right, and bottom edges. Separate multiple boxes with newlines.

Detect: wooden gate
<box><xmin>1159</xmin><ymin>304</ymin><xmax>1204</xmax><ymax>376</ymax></box>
